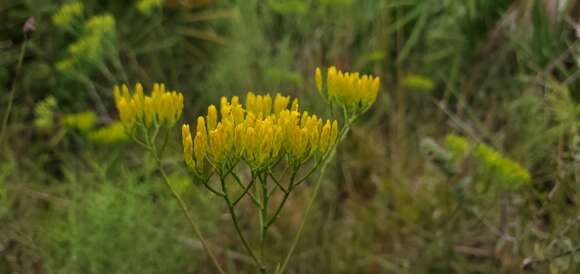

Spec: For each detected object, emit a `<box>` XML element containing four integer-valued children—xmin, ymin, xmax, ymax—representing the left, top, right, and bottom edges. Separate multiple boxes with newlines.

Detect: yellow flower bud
<box><xmin>196</xmin><ymin>116</ymin><xmax>207</xmax><ymax>139</ymax></box>
<box><xmin>234</xmin><ymin>123</ymin><xmax>245</xmax><ymax>156</ymax></box>
<box><xmin>330</xmin><ymin>120</ymin><xmax>339</xmax><ymax>147</ymax></box>
<box><xmin>319</xmin><ymin>120</ymin><xmax>332</xmax><ymax>154</ymax></box>
<box><xmin>291</xmin><ymin>98</ymin><xmax>299</xmax><ymax>112</ymax></box>
<box><xmin>209</xmin><ymin>129</ymin><xmax>224</xmax><ymax>163</ymax></box>
<box><xmin>318</xmin><ymin>66</ymin><xmax>380</xmax><ymax>114</ymax></box>
<box><xmin>315</xmin><ymin>67</ymin><xmax>323</xmax><ymax>95</ymax></box>
<box><xmin>246</xmin><ymin>92</ymin><xmax>257</xmax><ymax>113</ymax></box>
<box><xmin>207</xmin><ymin>105</ymin><xmax>218</xmax><ymax>131</ymax></box>
<box><xmin>220</xmin><ymin>96</ymin><xmax>231</xmax><ymax>119</ymax></box>
<box><xmin>135</xmin><ymin>83</ymin><xmax>144</xmax><ymax>101</ymax></box>
<box><xmin>182</xmin><ymin>124</ymin><xmax>195</xmax><ymax>170</ymax></box>
<box><xmin>274</xmin><ymin>93</ymin><xmax>290</xmax><ymax>114</ymax></box>
<box><xmin>143</xmin><ymin>97</ymin><xmax>154</xmax><ymax>126</ymax></box>
<box><xmin>263</xmin><ymin>94</ymin><xmax>272</xmax><ymax>116</ymax></box>
<box><xmin>194</xmin><ymin>132</ymin><xmax>207</xmax><ymax>170</ymax></box>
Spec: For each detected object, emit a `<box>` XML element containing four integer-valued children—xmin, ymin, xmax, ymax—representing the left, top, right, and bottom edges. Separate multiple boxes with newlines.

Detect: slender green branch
<box><xmin>220</xmin><ymin>176</ymin><xmax>263</xmax><ymax>269</ymax></box>
<box><xmin>231</xmin><ymin>171</ymin><xmax>262</xmax><ymax>207</ymax></box>
<box><xmin>233</xmin><ymin>177</ymin><xmax>256</xmax><ymax>206</ymax></box>
<box><xmin>146</xmin><ymin>128</ymin><xmax>225</xmax><ymax>274</ymax></box>
<box><xmin>0</xmin><ymin>34</ymin><xmax>29</xmax><ymax>148</ymax></box>
<box><xmin>294</xmin><ymin>160</ymin><xmax>323</xmax><ymax>186</ymax></box>
<box><xmin>259</xmin><ymin>173</ymin><xmax>269</xmax><ymax>273</ymax></box>
<box><xmin>269</xmin><ymin>172</ymin><xmax>288</xmax><ymax>194</ymax></box>
<box><xmin>276</xmin><ymin>118</ymin><xmax>354</xmax><ymax>274</ymax></box>
<box><xmin>266</xmin><ymin>171</ymin><xmax>297</xmax><ymax>229</ymax></box>
<box><xmin>202</xmin><ymin>181</ymin><xmax>226</xmax><ymax>197</ymax></box>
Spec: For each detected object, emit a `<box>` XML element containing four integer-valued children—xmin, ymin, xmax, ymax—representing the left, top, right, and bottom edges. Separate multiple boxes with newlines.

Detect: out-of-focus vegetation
<box><xmin>0</xmin><ymin>0</ymin><xmax>578</xmax><ymax>273</ymax></box>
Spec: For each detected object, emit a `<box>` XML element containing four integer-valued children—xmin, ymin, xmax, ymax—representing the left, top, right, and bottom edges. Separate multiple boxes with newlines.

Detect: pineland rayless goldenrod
<box><xmin>181</xmin><ymin>92</ymin><xmax>339</xmax><ymax>176</ymax></box>
<box><xmin>315</xmin><ymin>66</ymin><xmax>380</xmax><ymax>116</ymax></box>
<box><xmin>113</xmin><ymin>83</ymin><xmax>183</xmax><ymax>132</ymax></box>
<box><xmin>110</xmin><ymin>66</ymin><xmax>380</xmax><ymax>274</ymax></box>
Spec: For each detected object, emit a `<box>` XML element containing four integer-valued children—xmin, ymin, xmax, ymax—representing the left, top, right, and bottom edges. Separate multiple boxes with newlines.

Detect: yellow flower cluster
<box><xmin>315</xmin><ymin>66</ymin><xmax>380</xmax><ymax>114</ymax></box>
<box><xmin>136</xmin><ymin>0</ymin><xmax>163</xmax><ymax>15</ymax></box>
<box><xmin>89</xmin><ymin>122</ymin><xmax>129</xmax><ymax>145</ymax></box>
<box><xmin>113</xmin><ymin>83</ymin><xmax>184</xmax><ymax>131</ymax></box>
<box><xmin>52</xmin><ymin>1</ymin><xmax>84</xmax><ymax>30</ymax></box>
<box><xmin>476</xmin><ymin>144</ymin><xmax>531</xmax><ymax>187</ymax></box>
<box><xmin>62</xmin><ymin>111</ymin><xmax>97</xmax><ymax>132</ymax></box>
<box><xmin>444</xmin><ymin>133</ymin><xmax>471</xmax><ymax>162</ymax></box>
<box><xmin>182</xmin><ymin>92</ymin><xmax>339</xmax><ymax>174</ymax></box>
<box><xmin>56</xmin><ymin>13</ymin><xmax>116</xmax><ymax>73</ymax></box>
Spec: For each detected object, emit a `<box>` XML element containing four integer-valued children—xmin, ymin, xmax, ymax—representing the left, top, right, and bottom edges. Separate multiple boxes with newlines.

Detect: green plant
<box><xmin>106</xmin><ymin>65</ymin><xmax>379</xmax><ymax>273</ymax></box>
<box><xmin>44</xmin><ymin>181</ymin><xmax>196</xmax><ymax>274</ymax></box>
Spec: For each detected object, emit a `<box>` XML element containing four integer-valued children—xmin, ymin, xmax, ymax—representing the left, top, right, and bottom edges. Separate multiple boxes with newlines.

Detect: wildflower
<box><xmin>475</xmin><ymin>144</ymin><xmax>531</xmax><ymax>187</ymax></box>
<box><xmin>113</xmin><ymin>83</ymin><xmax>184</xmax><ymax>132</ymax></box>
<box><xmin>401</xmin><ymin>74</ymin><xmax>434</xmax><ymax>92</ymax></box>
<box><xmin>88</xmin><ymin>122</ymin><xmax>129</xmax><ymax>144</ymax></box>
<box><xmin>182</xmin><ymin>92</ymin><xmax>339</xmax><ymax>174</ymax></box>
<box><xmin>34</xmin><ymin>96</ymin><xmax>57</xmax><ymax>130</ymax></box>
<box><xmin>182</xmin><ymin>124</ymin><xmax>195</xmax><ymax>169</ymax></box>
<box><xmin>67</xmin><ymin>35</ymin><xmax>105</xmax><ymax>67</ymax></box>
<box><xmin>56</xmin><ymin>14</ymin><xmax>116</xmax><ymax>73</ymax></box>
<box><xmin>315</xmin><ymin>66</ymin><xmax>380</xmax><ymax>116</ymax></box>
<box><xmin>52</xmin><ymin>2</ymin><xmax>84</xmax><ymax>30</ymax></box>
<box><xmin>55</xmin><ymin>58</ymin><xmax>76</xmax><ymax>74</ymax></box>
<box><xmin>444</xmin><ymin>134</ymin><xmax>471</xmax><ymax>162</ymax></box>
<box><xmin>62</xmin><ymin>111</ymin><xmax>96</xmax><ymax>132</ymax></box>
<box><xmin>136</xmin><ymin>0</ymin><xmax>164</xmax><ymax>15</ymax></box>
<box><xmin>84</xmin><ymin>14</ymin><xmax>116</xmax><ymax>42</ymax></box>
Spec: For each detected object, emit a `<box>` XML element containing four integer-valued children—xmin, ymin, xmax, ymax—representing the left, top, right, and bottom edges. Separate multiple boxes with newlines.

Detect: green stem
<box><xmin>148</xmin><ymin>133</ymin><xmax>225</xmax><ymax>274</ymax></box>
<box><xmin>233</xmin><ymin>177</ymin><xmax>256</xmax><ymax>206</ymax></box>
<box><xmin>231</xmin><ymin>171</ymin><xmax>262</xmax><ymax>207</ymax></box>
<box><xmin>202</xmin><ymin>181</ymin><xmax>226</xmax><ymax>197</ymax></box>
<box><xmin>220</xmin><ymin>176</ymin><xmax>263</xmax><ymax>270</ymax></box>
<box><xmin>266</xmin><ymin>171</ymin><xmax>297</xmax><ymax>228</ymax></box>
<box><xmin>0</xmin><ymin>35</ymin><xmax>28</xmax><ymax>148</ymax></box>
<box><xmin>260</xmin><ymin>173</ymin><xmax>269</xmax><ymax>270</ymax></box>
<box><xmin>276</xmin><ymin>121</ymin><xmax>353</xmax><ymax>274</ymax></box>
<box><xmin>294</xmin><ymin>160</ymin><xmax>322</xmax><ymax>186</ymax></box>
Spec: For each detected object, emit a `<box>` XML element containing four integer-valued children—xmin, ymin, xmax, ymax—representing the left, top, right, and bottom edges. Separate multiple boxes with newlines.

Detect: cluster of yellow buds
<box><xmin>315</xmin><ymin>66</ymin><xmax>380</xmax><ymax>116</ymax></box>
<box><xmin>475</xmin><ymin>143</ymin><xmax>531</xmax><ymax>188</ymax></box>
<box><xmin>182</xmin><ymin>92</ymin><xmax>339</xmax><ymax>175</ymax></box>
<box><xmin>52</xmin><ymin>1</ymin><xmax>84</xmax><ymax>30</ymax></box>
<box><xmin>113</xmin><ymin>83</ymin><xmax>184</xmax><ymax>132</ymax></box>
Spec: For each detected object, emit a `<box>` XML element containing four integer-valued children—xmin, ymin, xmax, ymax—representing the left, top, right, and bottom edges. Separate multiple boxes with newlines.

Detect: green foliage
<box><xmin>43</xmin><ymin>182</ymin><xmax>195</xmax><ymax>274</ymax></box>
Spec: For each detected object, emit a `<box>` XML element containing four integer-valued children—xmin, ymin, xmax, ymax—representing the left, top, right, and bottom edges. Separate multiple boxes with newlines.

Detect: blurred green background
<box><xmin>0</xmin><ymin>0</ymin><xmax>578</xmax><ymax>273</ymax></box>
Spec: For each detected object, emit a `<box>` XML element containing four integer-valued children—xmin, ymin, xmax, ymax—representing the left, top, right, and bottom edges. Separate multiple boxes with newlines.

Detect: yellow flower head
<box><xmin>52</xmin><ymin>2</ymin><xmax>84</xmax><ymax>30</ymax></box>
<box><xmin>316</xmin><ymin>66</ymin><xmax>380</xmax><ymax>115</ymax></box>
<box><xmin>113</xmin><ymin>83</ymin><xmax>183</xmax><ymax>132</ymax></box>
<box><xmin>89</xmin><ymin>121</ymin><xmax>128</xmax><ymax>145</ymax></box>
<box><xmin>62</xmin><ymin>111</ymin><xmax>96</xmax><ymax>132</ymax></box>
<box><xmin>182</xmin><ymin>92</ymin><xmax>339</xmax><ymax>173</ymax></box>
<box><xmin>182</xmin><ymin>124</ymin><xmax>195</xmax><ymax>169</ymax></box>
<box><xmin>475</xmin><ymin>144</ymin><xmax>531</xmax><ymax>187</ymax></box>
<box><xmin>444</xmin><ymin>134</ymin><xmax>471</xmax><ymax>162</ymax></box>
